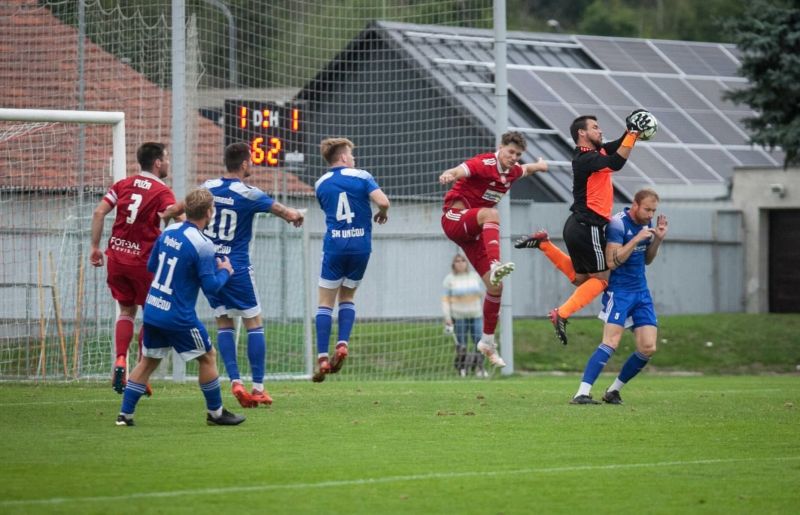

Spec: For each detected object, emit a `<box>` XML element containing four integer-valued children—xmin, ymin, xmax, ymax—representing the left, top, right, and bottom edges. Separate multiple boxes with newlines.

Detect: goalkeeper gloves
<box><xmin>626</xmin><ymin>109</ymin><xmax>654</xmax><ymax>133</ymax></box>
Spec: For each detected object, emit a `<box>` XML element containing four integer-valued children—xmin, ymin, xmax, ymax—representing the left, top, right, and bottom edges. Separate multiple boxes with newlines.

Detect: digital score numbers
<box><xmin>224</xmin><ymin>100</ymin><xmax>302</xmax><ymax>167</ymax></box>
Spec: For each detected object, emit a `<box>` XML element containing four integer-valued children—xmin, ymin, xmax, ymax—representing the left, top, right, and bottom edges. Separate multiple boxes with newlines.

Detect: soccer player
<box><xmin>90</xmin><ymin>142</ymin><xmax>182</xmax><ymax>394</ymax></box>
<box><xmin>202</xmin><ymin>142</ymin><xmax>305</xmax><ymax>407</ymax></box>
<box><xmin>116</xmin><ymin>188</ymin><xmax>244</xmax><ymax>426</ymax></box>
<box><xmin>311</xmin><ymin>138</ymin><xmax>389</xmax><ymax>382</ymax></box>
<box><xmin>569</xmin><ymin>188</ymin><xmax>667</xmax><ymax>405</ymax></box>
<box><xmin>439</xmin><ymin>131</ymin><xmax>548</xmax><ymax>367</ymax></box>
<box><xmin>516</xmin><ymin>111</ymin><xmax>649</xmax><ymax>345</ymax></box>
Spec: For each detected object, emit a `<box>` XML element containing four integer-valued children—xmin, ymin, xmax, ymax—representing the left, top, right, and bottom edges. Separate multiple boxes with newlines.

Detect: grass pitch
<box><xmin>1</xmin><ymin>375</ymin><xmax>798</xmax><ymax>514</ymax></box>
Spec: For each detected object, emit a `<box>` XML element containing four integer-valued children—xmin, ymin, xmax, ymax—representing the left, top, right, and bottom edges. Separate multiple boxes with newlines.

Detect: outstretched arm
<box><xmin>90</xmin><ymin>200</ymin><xmax>113</xmax><ymax>267</ymax></box>
<box><xmin>270</xmin><ymin>202</ymin><xmax>305</xmax><ymax>227</ymax></box>
<box><xmin>522</xmin><ymin>157</ymin><xmax>548</xmax><ymax>176</ymax></box>
<box><xmin>438</xmin><ymin>165</ymin><xmax>467</xmax><ymax>185</ymax></box>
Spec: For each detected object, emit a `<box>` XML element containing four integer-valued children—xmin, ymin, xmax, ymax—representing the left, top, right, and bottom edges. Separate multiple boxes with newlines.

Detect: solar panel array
<box><xmin>378</xmin><ymin>22</ymin><xmax>782</xmax><ymax>201</ymax></box>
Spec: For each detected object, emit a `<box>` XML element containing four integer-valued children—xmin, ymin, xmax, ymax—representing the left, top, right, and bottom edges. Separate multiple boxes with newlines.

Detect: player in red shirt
<box><xmin>439</xmin><ymin>131</ymin><xmax>548</xmax><ymax>368</ymax></box>
<box><xmin>90</xmin><ymin>142</ymin><xmax>183</xmax><ymax>394</ymax></box>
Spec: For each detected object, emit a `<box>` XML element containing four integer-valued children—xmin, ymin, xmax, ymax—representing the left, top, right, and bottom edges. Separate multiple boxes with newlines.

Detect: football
<box><xmin>630</xmin><ymin>110</ymin><xmax>658</xmax><ymax>141</ymax></box>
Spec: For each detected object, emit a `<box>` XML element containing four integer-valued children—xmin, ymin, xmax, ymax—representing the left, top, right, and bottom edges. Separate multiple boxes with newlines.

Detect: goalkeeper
<box><xmin>515</xmin><ymin>111</ymin><xmax>653</xmax><ymax>345</ymax></box>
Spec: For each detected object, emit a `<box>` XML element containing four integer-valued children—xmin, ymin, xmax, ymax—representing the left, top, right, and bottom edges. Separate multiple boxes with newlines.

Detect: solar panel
<box><xmin>652</xmin><ymin>78</ymin><xmax>709</xmax><ymax>110</ymax></box>
<box><xmin>690</xmin><ymin>44</ymin><xmax>740</xmax><ymax>77</ymax></box>
<box><xmin>613</xmin><ymin>40</ymin><xmax>676</xmax><ymax>73</ymax></box>
<box><xmin>689</xmin><ymin>79</ymin><xmax>743</xmax><ymax>111</ymax></box>
<box><xmin>654</xmin><ymin>42</ymin><xmax>716</xmax><ymax>76</ymax></box>
<box><xmin>651</xmin><ymin>147</ymin><xmax>721</xmax><ymax>181</ymax></box>
<box><xmin>573</xmin><ymin>73</ymin><xmax>637</xmax><ymax>108</ymax></box>
<box><xmin>536</xmin><ymin>71</ymin><xmax>591</xmax><ymax>104</ymax></box>
<box><xmin>729</xmin><ymin>150</ymin><xmax>777</xmax><ymax>167</ymax></box>
<box><xmin>688</xmin><ymin>112</ymin><xmax>748</xmax><ymax>145</ymax></box>
<box><xmin>508</xmin><ymin>69</ymin><xmax>560</xmax><ymax>103</ymax></box>
<box><xmin>629</xmin><ymin>146</ymin><xmax>689</xmax><ymax>182</ymax></box>
<box><xmin>577</xmin><ymin>37</ymin><xmax>641</xmax><ymax>71</ymax></box>
<box><xmin>691</xmin><ymin>148</ymin><xmax>739</xmax><ymax>179</ymax></box>
<box><xmin>648</xmin><ymin>108</ymin><xmax>714</xmax><ymax>144</ymax></box>
<box><xmin>612</xmin><ymin>76</ymin><xmax>673</xmax><ymax>109</ymax></box>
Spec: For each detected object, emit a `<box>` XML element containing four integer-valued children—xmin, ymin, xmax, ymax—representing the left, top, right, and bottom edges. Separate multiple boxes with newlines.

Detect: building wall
<box><xmin>731</xmin><ymin>167</ymin><xmax>800</xmax><ymax>312</ymax></box>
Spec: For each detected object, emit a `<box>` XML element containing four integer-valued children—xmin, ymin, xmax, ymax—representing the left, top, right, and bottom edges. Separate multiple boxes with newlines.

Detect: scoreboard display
<box><xmin>224</xmin><ymin>100</ymin><xmax>302</xmax><ymax>167</ymax></box>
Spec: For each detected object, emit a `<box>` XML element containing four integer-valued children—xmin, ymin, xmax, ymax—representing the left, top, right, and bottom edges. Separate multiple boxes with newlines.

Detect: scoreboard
<box><xmin>224</xmin><ymin>100</ymin><xmax>302</xmax><ymax>167</ymax></box>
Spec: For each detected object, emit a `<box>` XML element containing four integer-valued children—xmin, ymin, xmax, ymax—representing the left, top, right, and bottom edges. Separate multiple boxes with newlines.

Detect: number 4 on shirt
<box><xmin>336</xmin><ymin>192</ymin><xmax>354</xmax><ymax>223</ymax></box>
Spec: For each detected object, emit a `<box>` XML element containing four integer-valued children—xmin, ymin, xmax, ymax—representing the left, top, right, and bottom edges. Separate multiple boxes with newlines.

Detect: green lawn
<box><xmin>1</xmin><ymin>375</ymin><xmax>798</xmax><ymax>514</ymax></box>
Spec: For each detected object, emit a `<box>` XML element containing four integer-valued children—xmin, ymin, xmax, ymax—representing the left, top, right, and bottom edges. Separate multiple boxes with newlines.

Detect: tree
<box><xmin>724</xmin><ymin>0</ymin><xmax>800</xmax><ymax>168</ymax></box>
<box><xmin>578</xmin><ymin>0</ymin><xmax>638</xmax><ymax>37</ymax></box>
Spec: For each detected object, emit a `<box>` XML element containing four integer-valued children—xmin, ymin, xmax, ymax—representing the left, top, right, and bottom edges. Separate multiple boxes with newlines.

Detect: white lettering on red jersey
<box><xmin>443</xmin><ymin>152</ymin><xmax>523</xmax><ymax>210</ymax></box>
<box><xmin>102</xmin><ymin>172</ymin><xmax>176</xmax><ymax>267</ymax></box>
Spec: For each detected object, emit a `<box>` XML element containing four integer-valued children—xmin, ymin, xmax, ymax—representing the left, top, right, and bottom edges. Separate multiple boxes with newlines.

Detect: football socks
<box><xmin>247</xmin><ymin>327</ymin><xmax>266</xmax><ymax>384</ymax></box>
<box><xmin>217</xmin><ymin>328</ymin><xmax>240</xmax><ymax>382</ymax></box>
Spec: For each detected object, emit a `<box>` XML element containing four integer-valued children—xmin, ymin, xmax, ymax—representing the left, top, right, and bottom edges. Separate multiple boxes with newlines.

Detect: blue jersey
<box><xmin>315</xmin><ymin>166</ymin><xmax>380</xmax><ymax>255</ymax></box>
<box><xmin>202</xmin><ymin>178</ymin><xmax>274</xmax><ymax>272</ymax></box>
<box><xmin>606</xmin><ymin>207</ymin><xmax>652</xmax><ymax>292</ymax></box>
<box><xmin>144</xmin><ymin>221</ymin><xmax>230</xmax><ymax>329</ymax></box>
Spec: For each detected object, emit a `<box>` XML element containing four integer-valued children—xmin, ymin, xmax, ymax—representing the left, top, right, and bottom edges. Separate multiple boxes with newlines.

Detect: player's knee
<box><xmin>480</xmin><ymin>207</ymin><xmax>500</xmax><ymax>223</ymax></box>
<box><xmin>638</xmin><ymin>341</ymin><xmax>657</xmax><ymax>357</ymax></box>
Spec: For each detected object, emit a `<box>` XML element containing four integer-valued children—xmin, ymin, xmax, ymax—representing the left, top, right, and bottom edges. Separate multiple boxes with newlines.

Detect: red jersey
<box><xmin>102</xmin><ymin>172</ymin><xmax>176</xmax><ymax>267</ymax></box>
<box><xmin>443</xmin><ymin>152</ymin><xmax>524</xmax><ymax>210</ymax></box>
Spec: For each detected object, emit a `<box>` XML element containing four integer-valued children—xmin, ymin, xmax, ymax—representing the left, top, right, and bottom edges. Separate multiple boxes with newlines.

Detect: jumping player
<box><xmin>312</xmin><ymin>138</ymin><xmax>389</xmax><ymax>382</ymax></box>
<box><xmin>90</xmin><ymin>142</ymin><xmax>182</xmax><ymax>395</ymax></box>
<box><xmin>439</xmin><ymin>131</ymin><xmax>548</xmax><ymax>367</ymax></box>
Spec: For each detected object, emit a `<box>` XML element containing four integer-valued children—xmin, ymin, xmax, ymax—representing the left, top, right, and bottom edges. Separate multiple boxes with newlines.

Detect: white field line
<box><xmin>2</xmin><ymin>456</ymin><xmax>799</xmax><ymax>507</ymax></box>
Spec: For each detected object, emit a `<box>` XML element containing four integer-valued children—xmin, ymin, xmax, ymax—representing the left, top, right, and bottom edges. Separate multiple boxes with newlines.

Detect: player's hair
<box><xmin>320</xmin><ymin>137</ymin><xmax>354</xmax><ymax>165</ymax></box>
<box><xmin>633</xmin><ymin>188</ymin><xmax>660</xmax><ymax>204</ymax></box>
<box><xmin>451</xmin><ymin>253</ymin><xmax>468</xmax><ymax>272</ymax></box>
<box><xmin>136</xmin><ymin>142</ymin><xmax>166</xmax><ymax>171</ymax></box>
<box><xmin>184</xmin><ymin>188</ymin><xmax>214</xmax><ymax>221</ymax></box>
<box><xmin>224</xmin><ymin>142</ymin><xmax>251</xmax><ymax>172</ymax></box>
<box><xmin>500</xmin><ymin>131</ymin><xmax>526</xmax><ymax>151</ymax></box>
<box><xmin>570</xmin><ymin>115</ymin><xmax>597</xmax><ymax>144</ymax></box>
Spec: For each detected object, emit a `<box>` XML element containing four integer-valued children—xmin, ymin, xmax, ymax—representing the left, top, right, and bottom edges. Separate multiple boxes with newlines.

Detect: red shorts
<box><xmin>106</xmin><ymin>257</ymin><xmax>153</xmax><ymax>306</ymax></box>
<box><xmin>441</xmin><ymin>208</ymin><xmax>491</xmax><ymax>277</ymax></box>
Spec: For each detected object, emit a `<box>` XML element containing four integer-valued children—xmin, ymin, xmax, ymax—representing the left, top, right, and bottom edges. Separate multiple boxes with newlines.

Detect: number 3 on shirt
<box><xmin>336</xmin><ymin>192</ymin><xmax>354</xmax><ymax>224</ymax></box>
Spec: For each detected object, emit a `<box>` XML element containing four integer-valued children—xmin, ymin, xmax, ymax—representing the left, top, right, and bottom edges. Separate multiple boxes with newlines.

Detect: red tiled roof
<box><xmin>0</xmin><ymin>0</ymin><xmax>313</xmax><ymax>195</ymax></box>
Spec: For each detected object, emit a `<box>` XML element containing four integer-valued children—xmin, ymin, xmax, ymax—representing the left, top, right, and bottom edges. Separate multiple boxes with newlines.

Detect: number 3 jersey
<box><xmin>144</xmin><ymin>221</ymin><xmax>230</xmax><ymax>329</ymax></box>
<box><xmin>102</xmin><ymin>172</ymin><xmax>176</xmax><ymax>267</ymax></box>
<box><xmin>201</xmin><ymin>177</ymin><xmax>274</xmax><ymax>273</ymax></box>
<box><xmin>315</xmin><ymin>166</ymin><xmax>381</xmax><ymax>255</ymax></box>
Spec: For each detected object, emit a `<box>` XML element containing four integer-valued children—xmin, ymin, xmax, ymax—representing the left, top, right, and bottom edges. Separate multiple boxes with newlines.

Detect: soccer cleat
<box><xmin>330</xmin><ymin>344</ymin><xmax>349</xmax><ymax>373</ymax></box>
<box><xmin>250</xmin><ymin>388</ymin><xmax>273</xmax><ymax>406</ymax></box>
<box><xmin>514</xmin><ymin>230</ymin><xmax>549</xmax><ymax>249</ymax></box>
<box><xmin>206</xmin><ymin>408</ymin><xmax>246</xmax><ymax>426</ymax></box>
<box><xmin>145</xmin><ymin>383</ymin><xmax>153</xmax><ymax>398</ymax></box>
<box><xmin>569</xmin><ymin>394</ymin><xmax>600</xmax><ymax>405</ymax></box>
<box><xmin>312</xmin><ymin>357</ymin><xmax>331</xmax><ymax>383</ymax></box>
<box><xmin>489</xmin><ymin>261</ymin><xmax>515</xmax><ymax>286</ymax></box>
<box><xmin>112</xmin><ymin>355</ymin><xmax>126</xmax><ymax>394</ymax></box>
<box><xmin>115</xmin><ymin>414</ymin><xmax>134</xmax><ymax>426</ymax></box>
<box><xmin>549</xmin><ymin>308</ymin><xmax>569</xmax><ymax>346</ymax></box>
<box><xmin>477</xmin><ymin>340</ymin><xmax>506</xmax><ymax>368</ymax></box>
<box><xmin>602</xmin><ymin>390</ymin><xmax>623</xmax><ymax>405</ymax></box>
<box><xmin>231</xmin><ymin>382</ymin><xmax>257</xmax><ymax>408</ymax></box>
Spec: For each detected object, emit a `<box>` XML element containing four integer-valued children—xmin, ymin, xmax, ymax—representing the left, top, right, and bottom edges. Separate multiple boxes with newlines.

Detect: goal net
<box><xmin>2</xmin><ymin>0</ymin><xmax>502</xmax><ymax>382</ymax></box>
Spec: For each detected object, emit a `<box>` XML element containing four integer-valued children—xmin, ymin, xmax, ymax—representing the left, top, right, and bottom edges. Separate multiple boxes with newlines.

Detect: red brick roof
<box><xmin>0</xmin><ymin>0</ymin><xmax>312</xmax><ymax>195</ymax></box>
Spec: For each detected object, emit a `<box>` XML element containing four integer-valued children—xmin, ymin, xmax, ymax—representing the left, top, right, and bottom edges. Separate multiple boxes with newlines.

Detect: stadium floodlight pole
<box><xmin>172</xmin><ymin>0</ymin><xmax>188</xmax><ymax>382</ymax></box>
<box><xmin>493</xmin><ymin>0</ymin><xmax>514</xmax><ymax>375</ymax></box>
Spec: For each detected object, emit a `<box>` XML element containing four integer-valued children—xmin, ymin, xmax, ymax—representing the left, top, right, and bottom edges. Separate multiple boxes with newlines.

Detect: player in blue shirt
<box><xmin>116</xmin><ymin>188</ymin><xmax>244</xmax><ymax>426</ymax></box>
<box><xmin>569</xmin><ymin>188</ymin><xmax>668</xmax><ymax>404</ymax></box>
<box><xmin>311</xmin><ymin>138</ymin><xmax>389</xmax><ymax>382</ymax></box>
<box><xmin>202</xmin><ymin>142</ymin><xmax>305</xmax><ymax>407</ymax></box>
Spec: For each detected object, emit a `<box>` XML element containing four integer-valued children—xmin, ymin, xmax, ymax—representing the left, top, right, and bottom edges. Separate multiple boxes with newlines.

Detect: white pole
<box><xmin>494</xmin><ymin>0</ymin><xmax>514</xmax><ymax>375</ymax></box>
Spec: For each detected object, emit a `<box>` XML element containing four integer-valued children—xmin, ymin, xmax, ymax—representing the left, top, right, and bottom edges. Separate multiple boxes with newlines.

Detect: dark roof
<box><xmin>299</xmin><ymin>20</ymin><xmax>782</xmax><ymax>201</ymax></box>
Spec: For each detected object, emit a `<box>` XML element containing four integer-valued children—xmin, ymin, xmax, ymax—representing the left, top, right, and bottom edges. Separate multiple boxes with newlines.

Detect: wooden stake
<box><xmin>49</xmin><ymin>252</ymin><xmax>69</xmax><ymax>379</ymax></box>
<box><xmin>37</xmin><ymin>250</ymin><xmax>46</xmax><ymax>380</ymax></box>
<box><xmin>72</xmin><ymin>253</ymin><xmax>85</xmax><ymax>379</ymax></box>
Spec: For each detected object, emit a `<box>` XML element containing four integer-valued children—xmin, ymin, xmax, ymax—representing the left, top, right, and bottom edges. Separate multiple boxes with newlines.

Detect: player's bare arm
<box><xmin>645</xmin><ymin>214</ymin><xmax>668</xmax><ymax>265</ymax></box>
<box><xmin>370</xmin><ymin>189</ymin><xmax>390</xmax><ymax>224</ymax></box>
<box><xmin>522</xmin><ymin>157</ymin><xmax>548</xmax><ymax>176</ymax></box>
<box><xmin>270</xmin><ymin>202</ymin><xmax>305</xmax><ymax>227</ymax></box>
<box><xmin>438</xmin><ymin>165</ymin><xmax>466</xmax><ymax>185</ymax></box>
<box><xmin>89</xmin><ymin>199</ymin><xmax>113</xmax><ymax>267</ymax></box>
<box><xmin>606</xmin><ymin>227</ymin><xmax>654</xmax><ymax>270</ymax></box>
<box><xmin>215</xmin><ymin>256</ymin><xmax>234</xmax><ymax>275</ymax></box>
<box><xmin>159</xmin><ymin>201</ymin><xmax>185</xmax><ymax>223</ymax></box>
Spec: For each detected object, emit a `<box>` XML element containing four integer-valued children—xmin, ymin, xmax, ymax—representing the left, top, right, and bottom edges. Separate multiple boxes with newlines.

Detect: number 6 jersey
<box><xmin>201</xmin><ymin>177</ymin><xmax>274</xmax><ymax>273</ymax></box>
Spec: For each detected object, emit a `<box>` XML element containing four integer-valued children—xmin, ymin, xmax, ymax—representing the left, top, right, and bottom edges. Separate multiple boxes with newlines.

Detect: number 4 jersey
<box><xmin>201</xmin><ymin>177</ymin><xmax>274</xmax><ymax>272</ymax></box>
<box><xmin>315</xmin><ymin>166</ymin><xmax>381</xmax><ymax>255</ymax></box>
<box><xmin>102</xmin><ymin>172</ymin><xmax>176</xmax><ymax>267</ymax></box>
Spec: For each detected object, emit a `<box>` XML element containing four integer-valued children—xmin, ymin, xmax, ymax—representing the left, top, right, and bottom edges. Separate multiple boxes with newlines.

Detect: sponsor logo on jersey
<box><xmin>133</xmin><ymin>178</ymin><xmax>152</xmax><ymax>190</ymax></box>
<box><xmin>481</xmin><ymin>189</ymin><xmax>504</xmax><ymax>204</ymax></box>
<box><xmin>482</xmin><ymin>158</ymin><xmax>497</xmax><ymax>166</ymax></box>
<box><xmin>163</xmin><ymin>235</ymin><xmax>183</xmax><ymax>250</ymax></box>
<box><xmin>109</xmin><ymin>237</ymin><xmax>141</xmax><ymax>255</ymax></box>
<box><xmin>214</xmin><ymin>196</ymin><xmax>235</xmax><ymax>206</ymax></box>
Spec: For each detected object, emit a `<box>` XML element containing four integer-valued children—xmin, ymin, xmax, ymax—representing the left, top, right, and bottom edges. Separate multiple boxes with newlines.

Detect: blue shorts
<box><xmin>142</xmin><ymin>322</ymin><xmax>212</xmax><ymax>362</ymax></box>
<box><xmin>598</xmin><ymin>290</ymin><xmax>658</xmax><ymax>330</ymax></box>
<box><xmin>205</xmin><ymin>265</ymin><xmax>261</xmax><ymax>318</ymax></box>
<box><xmin>319</xmin><ymin>252</ymin><xmax>371</xmax><ymax>289</ymax></box>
